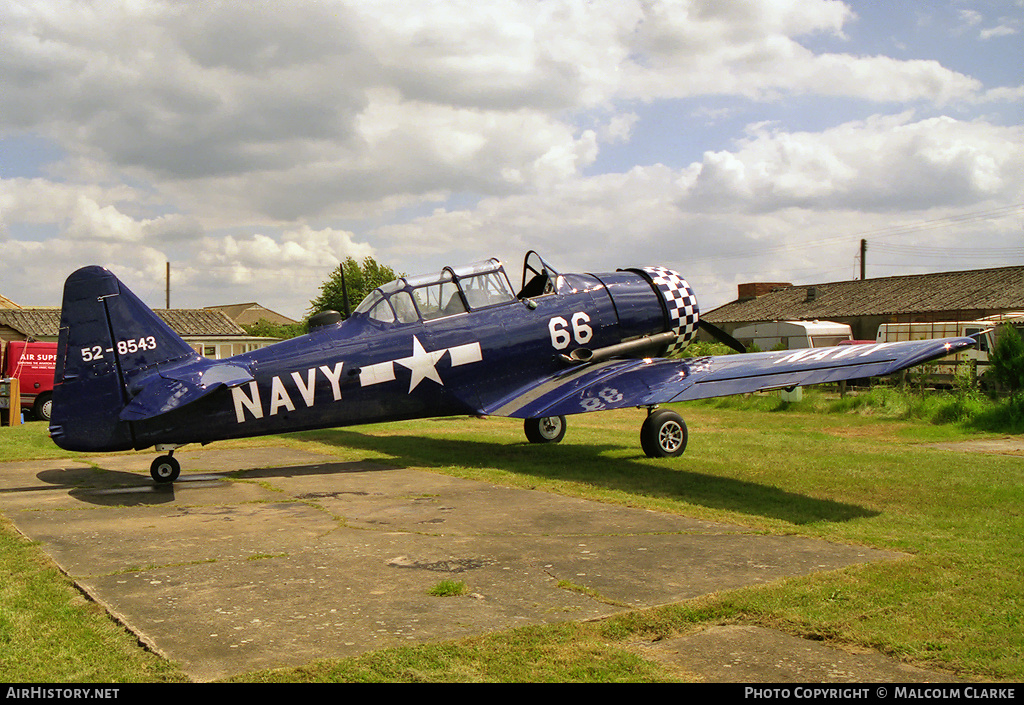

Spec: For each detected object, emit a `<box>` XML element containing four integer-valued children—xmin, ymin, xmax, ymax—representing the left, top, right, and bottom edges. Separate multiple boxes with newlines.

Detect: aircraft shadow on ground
<box><xmin>0</xmin><ymin>465</ymin><xmax>179</xmax><ymax>507</ymax></box>
<box><xmin>32</xmin><ymin>465</ymin><xmax>179</xmax><ymax>506</ymax></box>
<box><xmin>17</xmin><ymin>436</ymin><xmax>876</xmax><ymax>523</ymax></box>
<box><xmin>292</xmin><ymin>428</ymin><xmax>879</xmax><ymax>525</ymax></box>
<box><xmin>28</xmin><ymin>459</ymin><xmax>395</xmax><ymax>508</ymax></box>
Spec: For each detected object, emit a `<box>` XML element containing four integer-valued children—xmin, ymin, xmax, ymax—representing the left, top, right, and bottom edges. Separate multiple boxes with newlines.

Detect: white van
<box><xmin>875</xmin><ymin>313</ymin><xmax>1023</xmax><ymax>385</ymax></box>
<box><xmin>732</xmin><ymin>320</ymin><xmax>853</xmax><ymax>351</ymax></box>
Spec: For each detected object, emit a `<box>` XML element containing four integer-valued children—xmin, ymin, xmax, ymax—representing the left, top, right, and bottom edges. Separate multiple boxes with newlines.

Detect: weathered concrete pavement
<box><xmin>0</xmin><ymin>446</ymin><xmax>956</xmax><ymax>682</ymax></box>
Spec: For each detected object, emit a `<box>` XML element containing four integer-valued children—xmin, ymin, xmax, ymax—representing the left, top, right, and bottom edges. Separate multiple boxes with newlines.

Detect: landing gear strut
<box><xmin>640</xmin><ymin>408</ymin><xmax>687</xmax><ymax>458</ymax></box>
<box><xmin>150</xmin><ymin>451</ymin><xmax>181</xmax><ymax>483</ymax></box>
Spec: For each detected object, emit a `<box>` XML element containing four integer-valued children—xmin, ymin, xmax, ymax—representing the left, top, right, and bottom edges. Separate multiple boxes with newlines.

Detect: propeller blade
<box><xmin>699</xmin><ymin>319</ymin><xmax>746</xmax><ymax>354</ymax></box>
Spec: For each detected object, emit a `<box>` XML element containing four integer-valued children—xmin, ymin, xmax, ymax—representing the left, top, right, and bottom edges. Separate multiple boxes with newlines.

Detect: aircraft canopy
<box><xmin>354</xmin><ymin>258</ymin><xmax>517</xmax><ymax>324</ymax></box>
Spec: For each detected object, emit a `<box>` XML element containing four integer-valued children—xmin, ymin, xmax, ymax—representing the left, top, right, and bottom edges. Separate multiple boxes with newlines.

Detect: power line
<box><xmin>834</xmin><ymin>203</ymin><xmax>1024</xmax><ymax>242</ymax></box>
<box><xmin>869</xmin><ymin>242</ymin><xmax>1024</xmax><ymax>259</ymax></box>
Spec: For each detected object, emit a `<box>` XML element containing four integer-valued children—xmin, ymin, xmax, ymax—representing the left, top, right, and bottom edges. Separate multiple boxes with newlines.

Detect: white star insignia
<box><xmin>395</xmin><ymin>336</ymin><xmax>447</xmax><ymax>392</ymax></box>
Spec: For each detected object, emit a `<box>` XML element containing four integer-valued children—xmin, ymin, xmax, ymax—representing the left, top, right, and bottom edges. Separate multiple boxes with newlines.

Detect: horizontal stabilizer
<box><xmin>120</xmin><ymin>362</ymin><xmax>255</xmax><ymax>421</ymax></box>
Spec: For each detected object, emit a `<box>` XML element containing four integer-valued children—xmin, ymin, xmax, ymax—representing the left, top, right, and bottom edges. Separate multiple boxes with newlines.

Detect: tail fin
<box><xmin>49</xmin><ymin>266</ymin><xmax>199</xmax><ymax>451</ymax></box>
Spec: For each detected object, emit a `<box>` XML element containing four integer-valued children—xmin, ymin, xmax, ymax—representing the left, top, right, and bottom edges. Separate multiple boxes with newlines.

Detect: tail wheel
<box><xmin>641</xmin><ymin>409</ymin><xmax>687</xmax><ymax>458</ymax></box>
<box><xmin>524</xmin><ymin>415</ymin><xmax>567</xmax><ymax>444</ymax></box>
<box><xmin>150</xmin><ymin>455</ymin><xmax>181</xmax><ymax>483</ymax></box>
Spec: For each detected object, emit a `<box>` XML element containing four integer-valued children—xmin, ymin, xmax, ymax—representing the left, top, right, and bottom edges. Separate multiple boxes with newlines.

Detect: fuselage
<box><xmin>49</xmin><ymin>257</ymin><xmax>693</xmax><ymax>452</ymax></box>
<box><xmin>127</xmin><ymin>270</ymin><xmax>677</xmax><ymax>448</ymax></box>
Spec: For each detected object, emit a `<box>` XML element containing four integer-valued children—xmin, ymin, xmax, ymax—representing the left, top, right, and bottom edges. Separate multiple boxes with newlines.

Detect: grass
<box><xmin>240</xmin><ymin>621</ymin><xmax>670</xmax><ymax>683</ymax></box>
<box><xmin>0</xmin><ymin>513</ymin><xmax>184</xmax><ymax>682</ymax></box>
<box><xmin>688</xmin><ymin>381</ymin><xmax>1024</xmax><ymax>432</ymax></box>
<box><xmin>427</xmin><ymin>579</ymin><xmax>468</xmax><ymax>597</ymax></box>
<box><xmin>1</xmin><ymin>387</ymin><xmax>1021</xmax><ymax>682</ymax></box>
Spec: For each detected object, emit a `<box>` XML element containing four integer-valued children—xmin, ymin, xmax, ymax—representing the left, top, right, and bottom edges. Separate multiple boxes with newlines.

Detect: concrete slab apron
<box><xmin>0</xmin><ymin>447</ymin><xmax>902</xmax><ymax>682</ymax></box>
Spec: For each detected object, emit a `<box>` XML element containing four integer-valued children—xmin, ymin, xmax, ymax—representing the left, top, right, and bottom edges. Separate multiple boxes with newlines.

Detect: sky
<box><xmin>1</xmin><ymin>0</ymin><xmax>1022</xmax><ymax>320</ymax></box>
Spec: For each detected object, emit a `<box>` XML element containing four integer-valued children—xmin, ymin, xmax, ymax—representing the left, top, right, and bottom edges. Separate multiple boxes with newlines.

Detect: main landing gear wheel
<box><xmin>524</xmin><ymin>415</ymin><xmax>567</xmax><ymax>444</ymax></box>
<box><xmin>150</xmin><ymin>455</ymin><xmax>181</xmax><ymax>483</ymax></box>
<box><xmin>640</xmin><ymin>409</ymin><xmax>688</xmax><ymax>458</ymax></box>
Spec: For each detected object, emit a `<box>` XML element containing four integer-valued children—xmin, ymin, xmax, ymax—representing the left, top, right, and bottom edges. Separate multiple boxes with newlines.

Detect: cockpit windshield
<box><xmin>519</xmin><ymin>250</ymin><xmax>559</xmax><ymax>298</ymax></box>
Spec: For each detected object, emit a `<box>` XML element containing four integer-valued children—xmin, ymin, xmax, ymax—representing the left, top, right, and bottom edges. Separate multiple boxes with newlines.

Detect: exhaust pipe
<box><xmin>560</xmin><ymin>331</ymin><xmax>678</xmax><ymax>364</ymax></box>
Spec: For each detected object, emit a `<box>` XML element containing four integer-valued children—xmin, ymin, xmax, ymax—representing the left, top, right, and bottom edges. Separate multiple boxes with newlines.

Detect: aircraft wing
<box><xmin>484</xmin><ymin>337</ymin><xmax>975</xmax><ymax>419</ymax></box>
<box><xmin>119</xmin><ymin>362</ymin><xmax>255</xmax><ymax>421</ymax></box>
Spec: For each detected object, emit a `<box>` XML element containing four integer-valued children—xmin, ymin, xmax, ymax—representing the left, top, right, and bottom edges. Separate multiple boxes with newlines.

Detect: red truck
<box><xmin>2</xmin><ymin>340</ymin><xmax>58</xmax><ymax>421</ymax></box>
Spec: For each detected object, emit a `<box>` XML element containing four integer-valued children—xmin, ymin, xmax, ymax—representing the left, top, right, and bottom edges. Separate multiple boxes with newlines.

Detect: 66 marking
<box><xmin>548</xmin><ymin>312</ymin><xmax>593</xmax><ymax>350</ymax></box>
<box><xmin>117</xmin><ymin>336</ymin><xmax>157</xmax><ymax>355</ymax></box>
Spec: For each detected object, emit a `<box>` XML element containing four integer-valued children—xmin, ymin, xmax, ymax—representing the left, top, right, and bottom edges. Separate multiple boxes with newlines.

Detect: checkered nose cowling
<box><xmin>641</xmin><ymin>267</ymin><xmax>700</xmax><ymax>356</ymax></box>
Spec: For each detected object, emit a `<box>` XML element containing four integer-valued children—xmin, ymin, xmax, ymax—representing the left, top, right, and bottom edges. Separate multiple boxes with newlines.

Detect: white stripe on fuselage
<box><xmin>361</xmin><ymin>336</ymin><xmax>481</xmax><ymax>392</ymax></box>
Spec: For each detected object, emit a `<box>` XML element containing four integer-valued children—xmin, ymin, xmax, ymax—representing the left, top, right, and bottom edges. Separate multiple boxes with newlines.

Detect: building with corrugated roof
<box><xmin>204</xmin><ymin>302</ymin><xmax>297</xmax><ymax>327</ymax></box>
<box><xmin>702</xmin><ymin>265</ymin><xmax>1024</xmax><ymax>341</ymax></box>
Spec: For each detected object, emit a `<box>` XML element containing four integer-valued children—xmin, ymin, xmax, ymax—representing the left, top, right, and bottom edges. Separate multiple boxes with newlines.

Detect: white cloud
<box><xmin>66</xmin><ymin>196</ymin><xmax>147</xmax><ymax>242</ymax></box>
<box><xmin>958</xmin><ymin>9</ymin><xmax>984</xmax><ymax>27</ymax></box>
<box><xmin>198</xmin><ymin>226</ymin><xmax>374</xmax><ymax>272</ymax></box>
<box><xmin>0</xmin><ymin>237</ymin><xmax>171</xmax><ymax>309</ymax></box>
<box><xmin>0</xmin><ymin>178</ymin><xmax>130</xmax><ymax>230</ymax></box>
<box><xmin>678</xmin><ymin>114</ymin><xmax>1024</xmax><ymax>212</ymax></box>
<box><xmin>173</xmin><ymin>225</ymin><xmax>378</xmax><ymax>315</ymax></box>
<box><xmin>980</xmin><ymin>24</ymin><xmax>1018</xmax><ymax>39</ymax></box>
<box><xmin>620</xmin><ymin>1</ymin><xmax>984</xmax><ymax>104</ymax></box>
<box><xmin>600</xmin><ymin>112</ymin><xmax>640</xmax><ymax>143</ymax></box>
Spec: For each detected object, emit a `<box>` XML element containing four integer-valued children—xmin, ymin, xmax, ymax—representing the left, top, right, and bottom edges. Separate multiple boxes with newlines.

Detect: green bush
<box><xmin>677</xmin><ymin>341</ymin><xmax>739</xmax><ymax>358</ymax></box>
<box><xmin>989</xmin><ymin>324</ymin><xmax>1024</xmax><ymax>396</ymax></box>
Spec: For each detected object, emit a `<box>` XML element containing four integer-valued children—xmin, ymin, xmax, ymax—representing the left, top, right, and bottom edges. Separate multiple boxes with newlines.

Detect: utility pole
<box><xmin>166</xmin><ymin>262</ymin><xmax>171</xmax><ymax>309</ymax></box>
<box><xmin>859</xmin><ymin>239</ymin><xmax>867</xmax><ymax>280</ymax></box>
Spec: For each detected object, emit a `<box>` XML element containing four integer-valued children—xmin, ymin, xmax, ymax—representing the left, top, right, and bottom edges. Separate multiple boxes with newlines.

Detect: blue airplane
<box><xmin>49</xmin><ymin>251</ymin><xmax>975</xmax><ymax>483</ymax></box>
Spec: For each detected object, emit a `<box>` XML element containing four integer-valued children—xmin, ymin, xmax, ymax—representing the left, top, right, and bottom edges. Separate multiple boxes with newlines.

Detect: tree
<box><xmin>241</xmin><ymin>319</ymin><xmax>307</xmax><ymax>340</ymax></box>
<box><xmin>989</xmin><ymin>323</ymin><xmax>1024</xmax><ymax>396</ymax></box>
<box><xmin>308</xmin><ymin>256</ymin><xmax>400</xmax><ymax>319</ymax></box>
